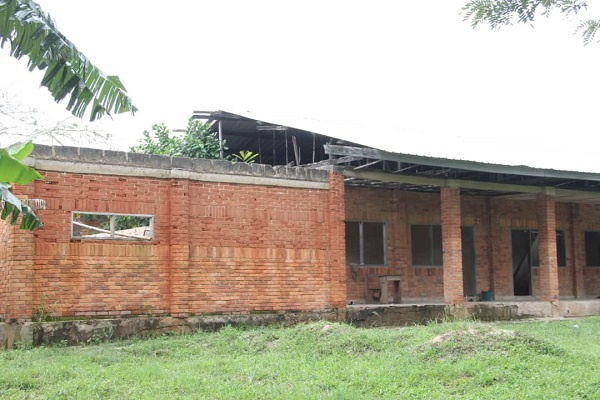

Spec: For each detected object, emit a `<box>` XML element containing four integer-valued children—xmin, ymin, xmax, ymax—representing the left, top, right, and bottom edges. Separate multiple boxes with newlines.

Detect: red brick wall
<box><xmin>0</xmin><ymin>216</ymin><xmax>10</xmax><ymax>319</ymax></box>
<box><xmin>574</xmin><ymin>204</ymin><xmax>600</xmax><ymax>297</ymax></box>
<box><xmin>489</xmin><ymin>199</ymin><xmax>573</xmax><ymax>298</ymax></box>
<box><xmin>345</xmin><ymin>189</ymin><xmax>494</xmax><ymax>302</ymax></box>
<box><xmin>1</xmin><ymin>184</ymin><xmax>37</xmax><ymax>321</ymax></box>
<box><xmin>345</xmin><ymin>187</ymin><xmax>599</xmax><ymax>303</ymax></box>
<box><xmin>1</xmin><ymin>170</ymin><xmax>344</xmax><ymax>320</ymax></box>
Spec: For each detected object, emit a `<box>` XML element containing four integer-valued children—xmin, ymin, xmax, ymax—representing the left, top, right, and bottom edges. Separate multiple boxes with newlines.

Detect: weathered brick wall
<box><xmin>345</xmin><ymin>187</ymin><xmax>596</xmax><ymax>303</ymax></box>
<box><xmin>0</xmin><ymin>216</ymin><xmax>10</xmax><ymax>319</ymax></box>
<box><xmin>345</xmin><ymin>189</ymin><xmax>495</xmax><ymax>302</ymax></box>
<box><xmin>574</xmin><ymin>204</ymin><xmax>600</xmax><ymax>297</ymax></box>
<box><xmin>184</xmin><ymin>180</ymin><xmax>334</xmax><ymax>313</ymax></box>
<box><xmin>1</xmin><ymin>146</ymin><xmax>344</xmax><ymax>320</ymax></box>
<box><xmin>2</xmin><ymin>184</ymin><xmax>37</xmax><ymax>321</ymax></box>
<box><xmin>490</xmin><ymin>199</ymin><xmax>573</xmax><ymax>298</ymax></box>
<box><xmin>31</xmin><ymin>172</ymin><xmax>172</xmax><ymax>318</ymax></box>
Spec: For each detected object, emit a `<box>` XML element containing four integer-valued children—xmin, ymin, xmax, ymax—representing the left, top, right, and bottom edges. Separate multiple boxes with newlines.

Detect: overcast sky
<box><xmin>1</xmin><ymin>1</ymin><xmax>600</xmax><ymax>172</ymax></box>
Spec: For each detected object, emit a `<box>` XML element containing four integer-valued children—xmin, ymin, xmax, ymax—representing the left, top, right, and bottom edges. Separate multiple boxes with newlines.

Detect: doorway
<box><xmin>461</xmin><ymin>227</ymin><xmax>477</xmax><ymax>297</ymax></box>
<box><xmin>511</xmin><ymin>229</ymin><xmax>538</xmax><ymax>296</ymax></box>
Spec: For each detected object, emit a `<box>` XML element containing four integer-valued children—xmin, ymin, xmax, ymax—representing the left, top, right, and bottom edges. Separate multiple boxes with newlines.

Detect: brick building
<box><xmin>2</xmin><ymin>132</ymin><xmax>600</xmax><ymax>321</ymax></box>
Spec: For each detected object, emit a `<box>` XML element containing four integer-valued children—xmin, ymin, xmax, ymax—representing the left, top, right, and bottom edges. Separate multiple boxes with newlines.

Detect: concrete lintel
<box><xmin>28</xmin><ymin>159</ymin><xmax>330</xmax><ymax>190</ymax></box>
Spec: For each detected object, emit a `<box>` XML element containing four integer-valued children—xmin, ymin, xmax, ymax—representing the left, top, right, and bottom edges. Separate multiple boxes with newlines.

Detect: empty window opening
<box><xmin>585</xmin><ymin>231</ymin><xmax>600</xmax><ymax>267</ymax></box>
<box><xmin>410</xmin><ymin>224</ymin><xmax>443</xmax><ymax>267</ymax></box>
<box><xmin>345</xmin><ymin>221</ymin><xmax>386</xmax><ymax>266</ymax></box>
<box><xmin>512</xmin><ymin>229</ymin><xmax>567</xmax><ymax>296</ymax></box>
<box><xmin>71</xmin><ymin>212</ymin><xmax>154</xmax><ymax>241</ymax></box>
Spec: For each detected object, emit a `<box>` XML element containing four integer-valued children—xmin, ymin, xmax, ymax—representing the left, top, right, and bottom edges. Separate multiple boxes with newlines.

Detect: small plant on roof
<box><xmin>231</xmin><ymin>150</ymin><xmax>259</xmax><ymax>164</ymax></box>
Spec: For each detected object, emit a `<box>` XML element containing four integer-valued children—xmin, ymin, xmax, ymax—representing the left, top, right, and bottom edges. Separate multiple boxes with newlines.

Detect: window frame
<box><xmin>345</xmin><ymin>220</ymin><xmax>387</xmax><ymax>267</ymax></box>
<box><xmin>71</xmin><ymin>211</ymin><xmax>154</xmax><ymax>241</ymax></box>
<box><xmin>410</xmin><ymin>224</ymin><xmax>443</xmax><ymax>268</ymax></box>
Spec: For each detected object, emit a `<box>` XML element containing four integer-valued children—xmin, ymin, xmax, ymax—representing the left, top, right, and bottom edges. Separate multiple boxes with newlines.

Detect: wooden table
<box><xmin>379</xmin><ymin>275</ymin><xmax>402</xmax><ymax>304</ymax></box>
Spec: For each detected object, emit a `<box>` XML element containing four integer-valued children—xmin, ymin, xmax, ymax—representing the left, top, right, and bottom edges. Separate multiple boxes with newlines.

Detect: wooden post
<box><xmin>285</xmin><ymin>131</ymin><xmax>289</xmax><ymax>165</ymax></box>
<box><xmin>218</xmin><ymin>120</ymin><xmax>224</xmax><ymax>160</ymax></box>
<box><xmin>272</xmin><ymin>132</ymin><xmax>276</xmax><ymax>165</ymax></box>
<box><xmin>312</xmin><ymin>133</ymin><xmax>316</xmax><ymax>164</ymax></box>
<box><xmin>292</xmin><ymin>135</ymin><xmax>300</xmax><ymax>166</ymax></box>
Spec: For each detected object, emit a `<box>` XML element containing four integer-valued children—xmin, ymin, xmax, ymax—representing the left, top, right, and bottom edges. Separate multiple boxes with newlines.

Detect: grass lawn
<box><xmin>1</xmin><ymin>317</ymin><xmax>599</xmax><ymax>399</ymax></box>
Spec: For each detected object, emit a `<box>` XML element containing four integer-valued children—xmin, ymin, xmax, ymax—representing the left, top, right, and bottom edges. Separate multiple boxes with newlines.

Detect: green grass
<box><xmin>1</xmin><ymin>317</ymin><xmax>600</xmax><ymax>399</ymax></box>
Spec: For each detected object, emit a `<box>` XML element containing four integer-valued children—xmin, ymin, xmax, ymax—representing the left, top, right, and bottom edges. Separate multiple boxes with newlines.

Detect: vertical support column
<box><xmin>441</xmin><ymin>185</ymin><xmax>464</xmax><ymax>305</ymax></box>
<box><xmin>537</xmin><ymin>189</ymin><xmax>560</xmax><ymax>303</ymax></box>
<box><xmin>569</xmin><ymin>204</ymin><xmax>585</xmax><ymax>298</ymax></box>
<box><xmin>168</xmin><ymin>177</ymin><xmax>190</xmax><ymax>316</ymax></box>
<box><xmin>5</xmin><ymin>184</ymin><xmax>36</xmax><ymax>321</ymax></box>
<box><xmin>218</xmin><ymin>120</ymin><xmax>224</xmax><ymax>160</ymax></box>
<box><xmin>390</xmin><ymin>190</ymin><xmax>401</xmax><ymax>274</ymax></box>
<box><xmin>328</xmin><ymin>173</ymin><xmax>346</xmax><ymax>310</ymax></box>
<box><xmin>486</xmin><ymin>198</ymin><xmax>498</xmax><ymax>294</ymax></box>
<box><xmin>487</xmin><ymin>198</ymin><xmax>512</xmax><ymax>297</ymax></box>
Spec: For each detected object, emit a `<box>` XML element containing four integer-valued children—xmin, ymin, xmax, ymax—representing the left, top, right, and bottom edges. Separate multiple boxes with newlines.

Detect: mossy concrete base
<box><xmin>346</xmin><ymin>299</ymin><xmax>600</xmax><ymax>327</ymax></box>
<box><xmin>0</xmin><ymin>309</ymin><xmax>344</xmax><ymax>348</ymax></box>
<box><xmin>2</xmin><ymin>300</ymin><xmax>599</xmax><ymax>347</ymax></box>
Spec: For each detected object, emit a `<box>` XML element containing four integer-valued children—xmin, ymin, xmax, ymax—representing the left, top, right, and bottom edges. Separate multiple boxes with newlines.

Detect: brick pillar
<box><xmin>487</xmin><ymin>198</ymin><xmax>512</xmax><ymax>297</ymax></box>
<box><xmin>168</xmin><ymin>178</ymin><xmax>190</xmax><ymax>316</ymax></box>
<box><xmin>569</xmin><ymin>204</ymin><xmax>585</xmax><ymax>298</ymax></box>
<box><xmin>537</xmin><ymin>190</ymin><xmax>560</xmax><ymax>302</ymax></box>
<box><xmin>4</xmin><ymin>184</ymin><xmax>37</xmax><ymax>321</ymax></box>
<box><xmin>328</xmin><ymin>173</ymin><xmax>346</xmax><ymax>309</ymax></box>
<box><xmin>486</xmin><ymin>198</ymin><xmax>497</xmax><ymax>294</ymax></box>
<box><xmin>441</xmin><ymin>186</ymin><xmax>464</xmax><ymax>304</ymax></box>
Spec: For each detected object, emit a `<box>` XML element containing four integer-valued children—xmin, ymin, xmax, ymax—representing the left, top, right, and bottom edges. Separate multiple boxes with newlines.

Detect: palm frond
<box><xmin>0</xmin><ymin>0</ymin><xmax>137</xmax><ymax>121</ymax></box>
<box><xmin>0</xmin><ymin>140</ymin><xmax>42</xmax><ymax>230</ymax></box>
<box><xmin>0</xmin><ymin>182</ymin><xmax>42</xmax><ymax>230</ymax></box>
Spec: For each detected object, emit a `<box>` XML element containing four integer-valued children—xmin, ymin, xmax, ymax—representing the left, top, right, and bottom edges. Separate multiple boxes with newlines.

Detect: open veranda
<box><xmin>1</xmin><ymin>317</ymin><xmax>599</xmax><ymax>399</ymax></box>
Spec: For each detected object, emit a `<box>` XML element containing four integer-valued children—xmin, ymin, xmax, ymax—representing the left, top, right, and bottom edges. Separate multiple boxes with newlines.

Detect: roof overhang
<box><xmin>325</xmin><ymin>145</ymin><xmax>600</xmax><ymax>204</ymax></box>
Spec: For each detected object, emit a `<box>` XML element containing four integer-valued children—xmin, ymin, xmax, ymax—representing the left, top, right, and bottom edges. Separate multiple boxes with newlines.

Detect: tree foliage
<box><xmin>463</xmin><ymin>0</ymin><xmax>600</xmax><ymax>45</ymax></box>
<box><xmin>130</xmin><ymin>118</ymin><xmax>224</xmax><ymax>160</ymax></box>
<box><xmin>0</xmin><ymin>0</ymin><xmax>137</xmax><ymax>121</ymax></box>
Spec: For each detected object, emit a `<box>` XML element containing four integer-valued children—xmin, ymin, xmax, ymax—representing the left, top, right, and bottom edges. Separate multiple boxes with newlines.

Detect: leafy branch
<box><xmin>463</xmin><ymin>0</ymin><xmax>600</xmax><ymax>45</ymax></box>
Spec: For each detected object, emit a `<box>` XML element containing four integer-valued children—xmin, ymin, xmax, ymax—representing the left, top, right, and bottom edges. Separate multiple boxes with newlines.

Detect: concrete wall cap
<box><xmin>29</xmin><ymin>145</ymin><xmax>329</xmax><ymax>183</ymax></box>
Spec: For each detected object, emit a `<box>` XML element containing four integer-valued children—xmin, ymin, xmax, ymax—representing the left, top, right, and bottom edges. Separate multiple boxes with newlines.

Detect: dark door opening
<box><xmin>461</xmin><ymin>227</ymin><xmax>477</xmax><ymax>297</ymax></box>
<box><xmin>511</xmin><ymin>230</ymin><xmax>537</xmax><ymax>296</ymax></box>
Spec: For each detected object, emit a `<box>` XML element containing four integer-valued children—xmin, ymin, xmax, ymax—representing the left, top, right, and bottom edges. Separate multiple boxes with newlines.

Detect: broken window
<box><xmin>410</xmin><ymin>224</ymin><xmax>443</xmax><ymax>267</ymax></box>
<box><xmin>345</xmin><ymin>221</ymin><xmax>386</xmax><ymax>266</ymax></box>
<box><xmin>585</xmin><ymin>231</ymin><xmax>600</xmax><ymax>267</ymax></box>
<box><xmin>71</xmin><ymin>212</ymin><xmax>153</xmax><ymax>241</ymax></box>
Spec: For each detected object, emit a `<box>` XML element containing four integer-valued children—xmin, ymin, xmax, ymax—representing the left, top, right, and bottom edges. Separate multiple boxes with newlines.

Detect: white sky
<box><xmin>1</xmin><ymin>1</ymin><xmax>600</xmax><ymax>173</ymax></box>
